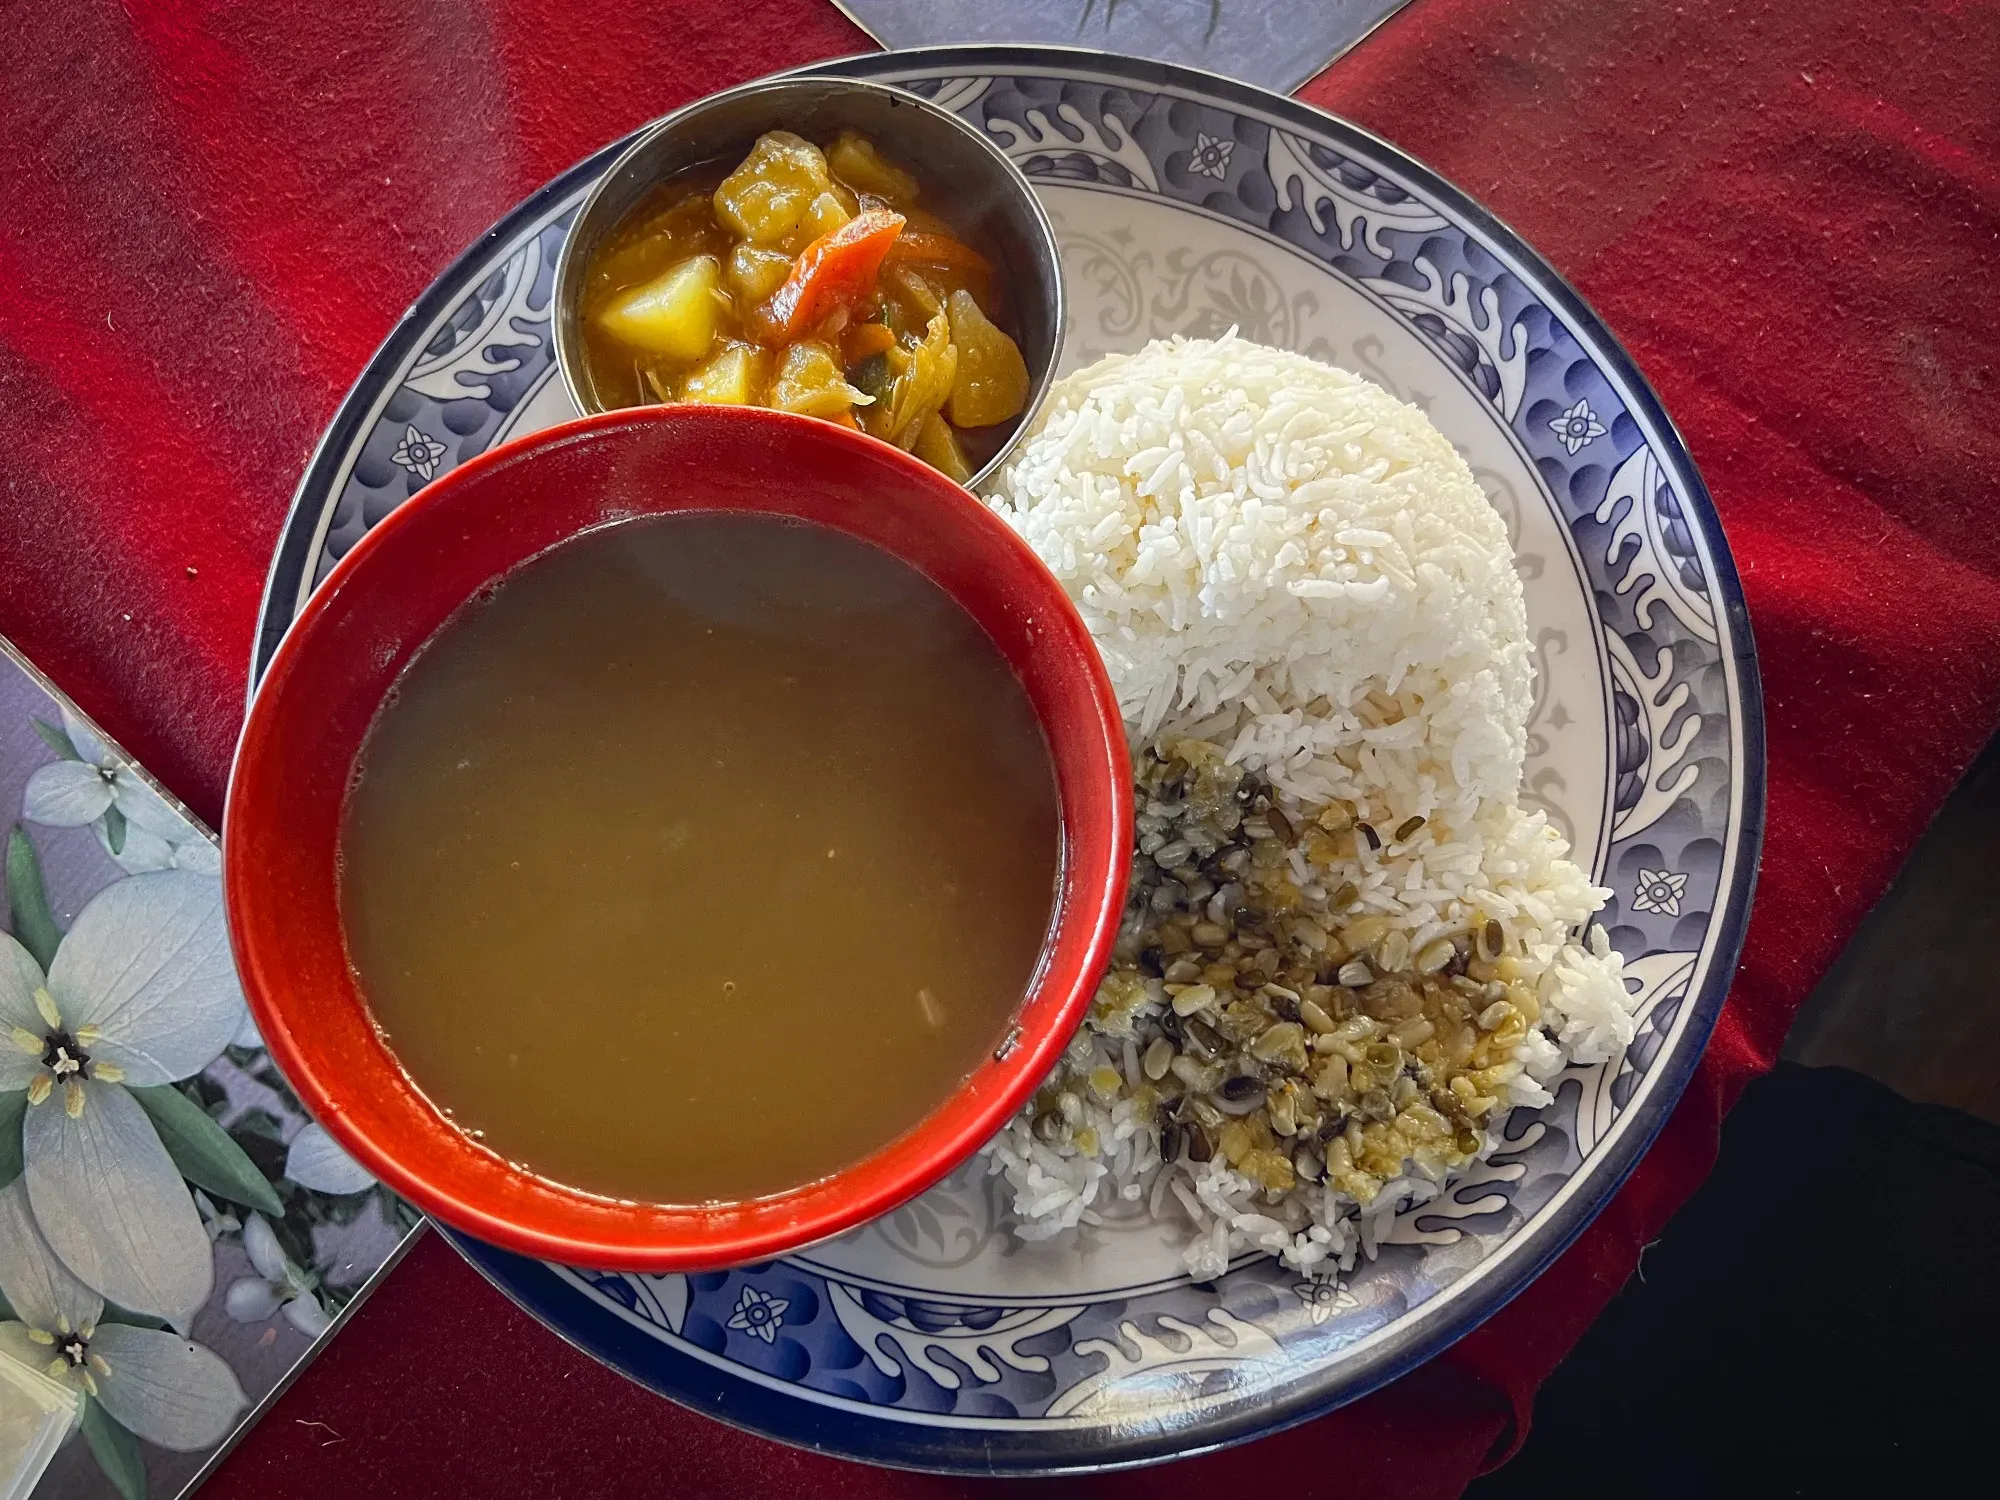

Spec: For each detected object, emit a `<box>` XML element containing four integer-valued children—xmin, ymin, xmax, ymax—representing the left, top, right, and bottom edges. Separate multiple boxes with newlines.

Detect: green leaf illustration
<box><xmin>103</xmin><ymin>802</ymin><xmax>128</xmax><ymax>856</ymax></box>
<box><xmin>80</xmin><ymin>1397</ymin><xmax>147</xmax><ymax>1500</ymax></box>
<box><xmin>29</xmin><ymin>716</ymin><xmax>81</xmax><ymax>761</ymax></box>
<box><xmin>0</xmin><ymin>1089</ymin><xmax>24</xmax><ymax>1188</ymax></box>
<box><xmin>128</xmin><ymin>1084</ymin><xmax>284</xmax><ymax>1219</ymax></box>
<box><xmin>5</xmin><ymin>825</ymin><xmax>61</xmax><ymax>971</ymax></box>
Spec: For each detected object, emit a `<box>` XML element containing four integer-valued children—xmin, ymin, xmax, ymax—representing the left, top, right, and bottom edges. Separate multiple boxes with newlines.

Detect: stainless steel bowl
<box><xmin>553</xmin><ymin>76</ymin><xmax>1064</xmax><ymax>490</ymax></box>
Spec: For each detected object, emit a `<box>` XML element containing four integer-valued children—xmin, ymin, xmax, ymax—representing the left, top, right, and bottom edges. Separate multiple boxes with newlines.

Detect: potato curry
<box><xmin>580</xmin><ymin>130</ymin><xmax>1032</xmax><ymax>482</ymax></box>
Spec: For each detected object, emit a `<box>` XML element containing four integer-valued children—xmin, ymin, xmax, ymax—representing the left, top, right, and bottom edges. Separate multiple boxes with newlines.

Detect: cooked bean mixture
<box><xmin>1032</xmin><ymin>740</ymin><xmax>1544</xmax><ymax>1205</ymax></box>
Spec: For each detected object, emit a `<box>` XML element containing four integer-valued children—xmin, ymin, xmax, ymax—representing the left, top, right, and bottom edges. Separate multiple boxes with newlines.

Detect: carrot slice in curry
<box><xmin>761</xmin><ymin>209</ymin><xmax>906</xmax><ymax>343</ymax></box>
<box><xmin>882</xmin><ymin>231</ymin><xmax>992</xmax><ymax>276</ymax></box>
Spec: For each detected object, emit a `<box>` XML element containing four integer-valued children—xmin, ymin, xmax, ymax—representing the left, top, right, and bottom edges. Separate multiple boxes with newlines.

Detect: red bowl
<box><xmin>226</xmin><ymin>404</ymin><xmax>1130</xmax><ymax>1271</ymax></box>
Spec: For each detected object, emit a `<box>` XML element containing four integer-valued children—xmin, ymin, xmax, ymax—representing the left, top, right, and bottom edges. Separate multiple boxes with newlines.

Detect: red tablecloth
<box><xmin>5</xmin><ymin>0</ymin><xmax>1997</xmax><ymax>1494</ymax></box>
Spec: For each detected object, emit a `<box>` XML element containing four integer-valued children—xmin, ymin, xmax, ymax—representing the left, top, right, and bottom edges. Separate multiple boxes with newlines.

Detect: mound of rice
<box><xmin>984</xmin><ymin>334</ymin><xmax>1636</xmax><ymax>1277</ymax></box>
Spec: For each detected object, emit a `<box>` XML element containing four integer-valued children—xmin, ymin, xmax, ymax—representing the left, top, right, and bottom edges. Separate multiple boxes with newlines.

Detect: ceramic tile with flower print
<box><xmin>0</xmin><ymin>639</ymin><xmax>422</xmax><ymax>1500</ymax></box>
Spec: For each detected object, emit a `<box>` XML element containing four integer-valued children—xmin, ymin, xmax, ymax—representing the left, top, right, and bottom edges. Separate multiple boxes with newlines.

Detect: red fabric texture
<box><xmin>3</xmin><ymin>0</ymin><xmax>1996</xmax><ymax>1493</ymax></box>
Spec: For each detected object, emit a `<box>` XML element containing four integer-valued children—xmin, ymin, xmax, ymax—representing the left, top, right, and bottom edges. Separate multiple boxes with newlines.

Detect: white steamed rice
<box><xmin>982</xmin><ymin>333</ymin><xmax>1637</xmax><ymax>1277</ymax></box>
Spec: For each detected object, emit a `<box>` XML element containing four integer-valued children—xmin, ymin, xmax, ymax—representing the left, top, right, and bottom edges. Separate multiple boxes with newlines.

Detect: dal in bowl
<box><xmin>226</xmin><ymin>404</ymin><xmax>1130</xmax><ymax>1270</ymax></box>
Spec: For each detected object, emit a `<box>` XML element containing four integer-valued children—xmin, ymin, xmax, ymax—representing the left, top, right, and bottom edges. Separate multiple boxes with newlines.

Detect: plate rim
<box><xmin>252</xmin><ymin>42</ymin><xmax>1766</xmax><ymax>1475</ymax></box>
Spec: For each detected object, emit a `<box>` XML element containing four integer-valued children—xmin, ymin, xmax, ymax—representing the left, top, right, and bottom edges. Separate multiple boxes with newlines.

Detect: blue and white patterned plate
<box><xmin>251</xmin><ymin>47</ymin><xmax>1762</xmax><ymax>1475</ymax></box>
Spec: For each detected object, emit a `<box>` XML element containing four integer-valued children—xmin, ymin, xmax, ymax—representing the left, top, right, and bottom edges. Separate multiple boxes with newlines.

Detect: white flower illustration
<box><xmin>1292</xmin><ymin>1273</ymin><xmax>1359</xmax><ymax>1326</ymax></box>
<box><xmin>111</xmin><ymin>831</ymin><xmax>221</xmax><ymax>877</ymax></box>
<box><xmin>193</xmin><ymin>1189</ymin><xmax>240</xmax><ymax>1243</ymax></box>
<box><xmin>0</xmin><ymin>872</ymin><xmax>245</xmax><ymax>1328</ymax></box>
<box><xmin>1632</xmin><ymin>867</ymin><xmax>1688</xmax><ymax>917</ymax></box>
<box><xmin>22</xmin><ymin>708</ymin><xmax>217</xmax><ymax>876</ymax></box>
<box><xmin>391</xmin><ymin>424</ymin><xmax>448</xmax><ymax>480</ymax></box>
<box><xmin>283</xmin><ymin>1122</ymin><xmax>376</xmax><ymax>1195</ymax></box>
<box><xmin>224</xmin><ymin>1214</ymin><xmax>330</xmax><ymax>1337</ymax></box>
<box><xmin>0</xmin><ymin>1181</ymin><xmax>246</xmax><ymax>1450</ymax></box>
<box><xmin>725</xmin><ymin>1285</ymin><xmax>789</xmax><ymax>1344</ymax></box>
<box><xmin>1187</xmin><ymin>132</ymin><xmax>1235</xmax><ymax>180</ymax></box>
<box><xmin>1548</xmin><ymin>398</ymin><xmax>1607</xmax><ymax>455</ymax></box>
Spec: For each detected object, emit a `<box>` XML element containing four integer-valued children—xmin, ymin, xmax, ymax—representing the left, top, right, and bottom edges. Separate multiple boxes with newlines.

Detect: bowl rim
<box><xmin>549</xmin><ymin>74</ymin><xmax>1066</xmax><ymax>491</ymax></box>
<box><xmin>224</xmin><ymin>403</ymin><xmax>1129</xmax><ymax>1270</ymax></box>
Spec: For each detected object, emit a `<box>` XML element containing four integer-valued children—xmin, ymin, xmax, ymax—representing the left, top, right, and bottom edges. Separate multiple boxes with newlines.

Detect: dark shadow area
<box><xmin>1475</xmin><ymin>731</ymin><xmax>2000</xmax><ymax>1494</ymax></box>
<box><xmin>1468</xmin><ymin>1062</ymin><xmax>2000</xmax><ymax>1495</ymax></box>
<box><xmin>1783</xmin><ymin>733</ymin><xmax>2000</xmax><ymax>1125</ymax></box>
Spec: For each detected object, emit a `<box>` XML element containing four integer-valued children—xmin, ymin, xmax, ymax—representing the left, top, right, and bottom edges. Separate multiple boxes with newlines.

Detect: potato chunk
<box><xmin>826</xmin><ymin>130</ymin><xmax>919</xmax><ymax>205</ymax></box>
<box><xmin>682</xmin><ymin>342</ymin><xmax>767</xmax><ymax>405</ymax></box>
<box><xmin>912</xmin><ymin>412</ymin><xmax>972</xmax><ymax>483</ymax></box>
<box><xmin>713</xmin><ymin>131</ymin><xmax>830</xmax><ymax>245</ymax></box>
<box><xmin>944</xmin><ymin>289</ymin><xmax>1029</xmax><ymax>427</ymax></box>
<box><xmin>595</xmin><ymin>255</ymin><xmax>726</xmax><ymax>361</ymax></box>
<box><xmin>726</xmin><ymin>244</ymin><xmax>793</xmax><ymax>305</ymax></box>
<box><xmin>768</xmin><ymin>341</ymin><xmax>870</xmax><ymax>419</ymax></box>
<box><xmin>792</xmin><ymin>190</ymin><xmax>852</xmax><ymax>247</ymax></box>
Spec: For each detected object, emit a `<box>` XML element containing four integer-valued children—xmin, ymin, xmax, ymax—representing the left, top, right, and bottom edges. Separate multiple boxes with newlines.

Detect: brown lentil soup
<box><xmin>337</xmin><ymin>514</ymin><xmax>1060</xmax><ymax>1203</ymax></box>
